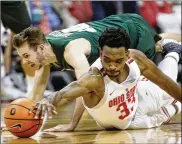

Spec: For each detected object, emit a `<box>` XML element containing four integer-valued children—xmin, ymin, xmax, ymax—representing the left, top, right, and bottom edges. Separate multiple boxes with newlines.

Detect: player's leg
<box><xmin>158</xmin><ymin>39</ymin><xmax>181</xmax><ymax>82</ymax></box>
<box><xmin>128</xmin><ymin>101</ymin><xmax>180</xmax><ymax>129</ymax></box>
<box><xmin>128</xmin><ymin>108</ymin><xmax>168</xmax><ymax>129</ymax></box>
<box><xmin>157</xmin><ymin>39</ymin><xmax>181</xmax><ymax>110</ymax></box>
<box><xmin>128</xmin><ymin>40</ymin><xmax>181</xmax><ymax>129</ymax></box>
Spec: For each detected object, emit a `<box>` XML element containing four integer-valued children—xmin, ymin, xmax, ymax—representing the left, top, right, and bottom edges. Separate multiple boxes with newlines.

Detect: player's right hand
<box><xmin>30</xmin><ymin>98</ymin><xmax>57</xmax><ymax>119</ymax></box>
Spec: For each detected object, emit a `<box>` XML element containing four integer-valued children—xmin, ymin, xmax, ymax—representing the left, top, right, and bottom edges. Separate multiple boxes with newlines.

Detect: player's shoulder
<box><xmin>129</xmin><ymin>49</ymin><xmax>147</xmax><ymax>62</ymax></box>
<box><xmin>78</xmin><ymin>67</ymin><xmax>103</xmax><ymax>88</ymax></box>
<box><xmin>89</xmin><ymin>67</ymin><xmax>102</xmax><ymax>75</ymax></box>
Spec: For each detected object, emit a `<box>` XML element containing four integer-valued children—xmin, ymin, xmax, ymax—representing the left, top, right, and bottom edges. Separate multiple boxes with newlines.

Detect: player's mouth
<box><xmin>107</xmin><ymin>71</ymin><xmax>120</xmax><ymax>76</ymax></box>
<box><xmin>31</xmin><ymin>63</ymin><xmax>35</xmax><ymax>67</ymax></box>
<box><xmin>37</xmin><ymin>64</ymin><xmax>42</xmax><ymax>70</ymax></box>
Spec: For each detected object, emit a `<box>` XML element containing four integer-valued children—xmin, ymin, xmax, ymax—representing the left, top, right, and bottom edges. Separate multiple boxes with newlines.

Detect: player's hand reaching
<box><xmin>44</xmin><ymin>123</ymin><xmax>75</xmax><ymax>132</ymax></box>
<box><xmin>30</xmin><ymin>98</ymin><xmax>57</xmax><ymax>119</ymax></box>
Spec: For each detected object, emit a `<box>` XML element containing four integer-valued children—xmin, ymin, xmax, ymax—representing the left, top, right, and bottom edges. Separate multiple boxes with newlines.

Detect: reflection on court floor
<box><xmin>1</xmin><ymin>124</ymin><xmax>181</xmax><ymax>144</ymax></box>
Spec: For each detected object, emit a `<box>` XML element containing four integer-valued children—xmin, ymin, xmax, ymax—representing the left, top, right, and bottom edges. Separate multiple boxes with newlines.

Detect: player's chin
<box><xmin>107</xmin><ymin>72</ymin><xmax>120</xmax><ymax>77</ymax></box>
<box><xmin>37</xmin><ymin>64</ymin><xmax>43</xmax><ymax>70</ymax></box>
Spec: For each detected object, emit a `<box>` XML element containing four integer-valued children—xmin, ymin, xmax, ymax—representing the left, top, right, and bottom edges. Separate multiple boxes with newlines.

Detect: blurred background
<box><xmin>1</xmin><ymin>0</ymin><xmax>181</xmax><ymax>101</ymax></box>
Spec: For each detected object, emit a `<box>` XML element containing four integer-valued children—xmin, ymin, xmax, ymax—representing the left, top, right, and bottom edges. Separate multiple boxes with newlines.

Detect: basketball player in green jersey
<box><xmin>13</xmin><ymin>13</ymin><xmax>181</xmax><ymax>132</ymax></box>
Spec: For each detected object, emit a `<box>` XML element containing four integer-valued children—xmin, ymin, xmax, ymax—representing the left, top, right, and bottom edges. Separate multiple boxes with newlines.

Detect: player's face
<box><xmin>17</xmin><ymin>42</ymin><xmax>48</xmax><ymax>70</ymax></box>
<box><xmin>100</xmin><ymin>46</ymin><xmax>129</xmax><ymax>77</ymax></box>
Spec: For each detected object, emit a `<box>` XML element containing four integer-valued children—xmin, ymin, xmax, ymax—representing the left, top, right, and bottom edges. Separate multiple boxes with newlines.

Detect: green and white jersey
<box><xmin>46</xmin><ymin>13</ymin><xmax>161</xmax><ymax>70</ymax></box>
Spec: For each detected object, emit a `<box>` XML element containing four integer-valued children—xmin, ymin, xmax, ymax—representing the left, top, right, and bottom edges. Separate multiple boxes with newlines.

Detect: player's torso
<box><xmin>84</xmin><ymin>58</ymin><xmax>141</xmax><ymax>129</ymax></box>
<box><xmin>46</xmin><ymin>23</ymin><xmax>101</xmax><ymax>69</ymax></box>
<box><xmin>46</xmin><ymin>14</ymin><xmax>139</xmax><ymax>69</ymax></box>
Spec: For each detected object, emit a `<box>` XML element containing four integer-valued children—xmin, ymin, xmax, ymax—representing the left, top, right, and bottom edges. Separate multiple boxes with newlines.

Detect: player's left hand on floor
<box><xmin>43</xmin><ymin>124</ymin><xmax>75</xmax><ymax>132</ymax></box>
<box><xmin>29</xmin><ymin>98</ymin><xmax>57</xmax><ymax>119</ymax></box>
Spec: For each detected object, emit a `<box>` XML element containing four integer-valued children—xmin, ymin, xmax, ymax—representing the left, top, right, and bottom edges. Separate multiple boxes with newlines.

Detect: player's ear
<box><xmin>125</xmin><ymin>49</ymin><xmax>129</xmax><ymax>57</ymax></box>
<box><xmin>37</xmin><ymin>44</ymin><xmax>45</xmax><ymax>52</ymax></box>
<box><xmin>100</xmin><ymin>50</ymin><xmax>102</xmax><ymax>57</ymax></box>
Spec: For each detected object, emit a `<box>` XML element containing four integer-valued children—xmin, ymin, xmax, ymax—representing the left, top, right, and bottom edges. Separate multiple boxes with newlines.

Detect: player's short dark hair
<box><xmin>99</xmin><ymin>28</ymin><xmax>131</xmax><ymax>50</ymax></box>
<box><xmin>12</xmin><ymin>27</ymin><xmax>48</xmax><ymax>51</ymax></box>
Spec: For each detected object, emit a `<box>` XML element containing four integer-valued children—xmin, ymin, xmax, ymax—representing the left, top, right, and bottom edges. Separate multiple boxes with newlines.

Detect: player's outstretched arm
<box><xmin>28</xmin><ymin>65</ymin><xmax>50</xmax><ymax>102</ymax></box>
<box><xmin>62</xmin><ymin>38</ymin><xmax>92</xmax><ymax>131</ymax></box>
<box><xmin>133</xmin><ymin>50</ymin><xmax>181</xmax><ymax>102</ymax></box>
<box><xmin>32</xmin><ymin>67</ymin><xmax>103</xmax><ymax>120</ymax></box>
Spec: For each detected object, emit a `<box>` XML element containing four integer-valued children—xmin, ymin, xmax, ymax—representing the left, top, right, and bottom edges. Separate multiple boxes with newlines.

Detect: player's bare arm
<box><xmin>62</xmin><ymin>38</ymin><xmax>92</xmax><ymax>130</ymax></box>
<box><xmin>64</xmin><ymin>38</ymin><xmax>91</xmax><ymax>78</ymax></box>
<box><xmin>130</xmin><ymin>49</ymin><xmax>181</xmax><ymax>102</ymax></box>
<box><xmin>32</xmin><ymin>67</ymin><xmax>104</xmax><ymax>120</ymax></box>
<box><xmin>28</xmin><ymin>65</ymin><xmax>50</xmax><ymax>102</ymax></box>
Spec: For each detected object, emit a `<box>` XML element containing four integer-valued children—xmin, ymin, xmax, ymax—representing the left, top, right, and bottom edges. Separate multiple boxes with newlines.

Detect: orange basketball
<box><xmin>4</xmin><ymin>98</ymin><xmax>43</xmax><ymax>138</ymax></box>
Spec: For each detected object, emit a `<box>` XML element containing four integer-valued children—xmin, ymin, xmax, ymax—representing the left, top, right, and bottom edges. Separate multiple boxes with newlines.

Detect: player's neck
<box><xmin>47</xmin><ymin>46</ymin><xmax>58</xmax><ymax>64</ymax></box>
<box><xmin>44</xmin><ymin>49</ymin><xmax>58</xmax><ymax>65</ymax></box>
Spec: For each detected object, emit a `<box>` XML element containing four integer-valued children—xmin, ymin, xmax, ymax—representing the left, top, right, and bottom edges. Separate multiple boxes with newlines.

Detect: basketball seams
<box><xmin>8</xmin><ymin>104</ymin><xmax>36</xmax><ymax>114</ymax></box>
<box><xmin>11</xmin><ymin>124</ymin><xmax>42</xmax><ymax>133</ymax></box>
<box><xmin>4</xmin><ymin>98</ymin><xmax>43</xmax><ymax>137</ymax></box>
<box><xmin>4</xmin><ymin>117</ymin><xmax>42</xmax><ymax>121</ymax></box>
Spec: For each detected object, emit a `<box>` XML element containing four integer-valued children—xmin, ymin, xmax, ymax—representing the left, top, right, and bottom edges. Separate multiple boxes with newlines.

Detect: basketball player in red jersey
<box><xmin>32</xmin><ymin>28</ymin><xmax>181</xmax><ymax>130</ymax></box>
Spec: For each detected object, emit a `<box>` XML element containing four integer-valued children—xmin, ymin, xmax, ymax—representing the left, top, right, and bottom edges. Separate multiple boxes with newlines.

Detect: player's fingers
<box><xmin>41</xmin><ymin>104</ymin><xmax>46</xmax><ymax>119</ymax></box>
<box><xmin>1</xmin><ymin>127</ymin><xmax>8</xmax><ymax>131</ymax></box>
<box><xmin>34</xmin><ymin>104</ymin><xmax>42</xmax><ymax>119</ymax></box>
<box><xmin>47</xmin><ymin>105</ymin><xmax>54</xmax><ymax>119</ymax></box>
<box><xmin>29</xmin><ymin>104</ymin><xmax>37</xmax><ymax>113</ymax></box>
<box><xmin>51</xmin><ymin>106</ymin><xmax>57</xmax><ymax>115</ymax></box>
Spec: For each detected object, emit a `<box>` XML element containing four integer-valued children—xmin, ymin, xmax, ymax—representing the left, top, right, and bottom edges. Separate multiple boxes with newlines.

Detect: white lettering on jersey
<box><xmin>49</xmin><ymin>23</ymin><xmax>96</xmax><ymax>37</ymax></box>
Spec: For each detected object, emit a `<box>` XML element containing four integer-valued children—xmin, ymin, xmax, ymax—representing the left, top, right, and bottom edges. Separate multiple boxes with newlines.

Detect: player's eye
<box><xmin>104</xmin><ymin>58</ymin><xmax>111</xmax><ymax>63</ymax></box>
<box><xmin>116</xmin><ymin>59</ymin><xmax>122</xmax><ymax>63</ymax></box>
<box><xmin>24</xmin><ymin>55</ymin><xmax>29</xmax><ymax>58</ymax></box>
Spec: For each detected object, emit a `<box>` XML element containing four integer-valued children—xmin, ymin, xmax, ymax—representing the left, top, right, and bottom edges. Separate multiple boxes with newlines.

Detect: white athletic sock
<box><xmin>158</xmin><ymin>52</ymin><xmax>179</xmax><ymax>82</ymax></box>
<box><xmin>163</xmin><ymin>105</ymin><xmax>176</xmax><ymax>118</ymax></box>
<box><xmin>173</xmin><ymin>101</ymin><xmax>181</xmax><ymax>115</ymax></box>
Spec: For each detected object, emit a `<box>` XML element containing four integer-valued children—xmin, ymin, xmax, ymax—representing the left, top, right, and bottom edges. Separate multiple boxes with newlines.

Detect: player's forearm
<box><xmin>28</xmin><ymin>65</ymin><xmax>50</xmax><ymax>102</ymax></box>
<box><xmin>28</xmin><ymin>84</ymin><xmax>47</xmax><ymax>101</ymax></box>
<box><xmin>49</xmin><ymin>81</ymin><xmax>89</xmax><ymax>106</ymax></box>
<box><xmin>163</xmin><ymin>79</ymin><xmax>182</xmax><ymax>103</ymax></box>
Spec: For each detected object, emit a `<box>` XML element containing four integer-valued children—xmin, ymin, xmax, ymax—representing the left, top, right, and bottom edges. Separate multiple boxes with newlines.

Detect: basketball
<box><xmin>4</xmin><ymin>98</ymin><xmax>43</xmax><ymax>138</ymax></box>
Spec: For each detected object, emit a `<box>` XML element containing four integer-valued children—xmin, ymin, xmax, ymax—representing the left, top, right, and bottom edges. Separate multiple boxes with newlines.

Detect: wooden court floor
<box><xmin>1</xmin><ymin>100</ymin><xmax>181</xmax><ymax>144</ymax></box>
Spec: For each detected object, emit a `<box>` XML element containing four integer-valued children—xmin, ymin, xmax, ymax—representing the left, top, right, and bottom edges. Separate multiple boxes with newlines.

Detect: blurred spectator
<box><xmin>69</xmin><ymin>1</ymin><xmax>93</xmax><ymax>23</ymax></box>
<box><xmin>122</xmin><ymin>1</ymin><xmax>140</xmax><ymax>14</ymax></box>
<box><xmin>156</xmin><ymin>2</ymin><xmax>181</xmax><ymax>34</ymax></box>
<box><xmin>100</xmin><ymin>1</ymin><xmax>117</xmax><ymax>17</ymax></box>
<box><xmin>1</xmin><ymin>1</ymin><xmax>32</xmax><ymax>99</ymax></box>
<box><xmin>1</xmin><ymin>24</ymin><xmax>27</xmax><ymax>99</ymax></box>
<box><xmin>91</xmin><ymin>2</ymin><xmax>105</xmax><ymax>21</ymax></box>
<box><xmin>138</xmin><ymin>1</ymin><xmax>172</xmax><ymax>28</ymax></box>
<box><xmin>57</xmin><ymin>1</ymin><xmax>79</xmax><ymax>28</ymax></box>
<box><xmin>29</xmin><ymin>0</ymin><xmax>61</xmax><ymax>34</ymax></box>
<box><xmin>1</xmin><ymin>1</ymin><xmax>31</xmax><ymax>75</ymax></box>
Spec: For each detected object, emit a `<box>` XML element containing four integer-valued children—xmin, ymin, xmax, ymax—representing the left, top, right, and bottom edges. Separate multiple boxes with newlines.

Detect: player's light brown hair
<box><xmin>12</xmin><ymin>27</ymin><xmax>48</xmax><ymax>51</ymax></box>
